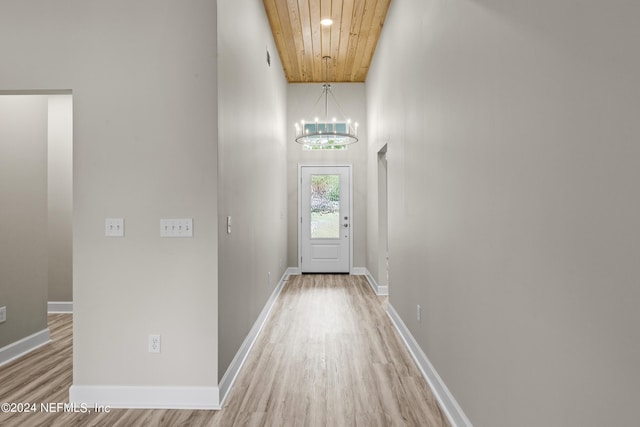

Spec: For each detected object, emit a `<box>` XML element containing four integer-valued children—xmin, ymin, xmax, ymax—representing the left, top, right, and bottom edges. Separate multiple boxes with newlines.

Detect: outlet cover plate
<box><xmin>0</xmin><ymin>306</ymin><xmax>6</xmax><ymax>323</ymax></box>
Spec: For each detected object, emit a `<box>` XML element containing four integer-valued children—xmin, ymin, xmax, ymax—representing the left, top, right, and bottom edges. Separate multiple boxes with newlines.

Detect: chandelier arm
<box><xmin>323</xmin><ymin>57</ymin><xmax>330</xmax><ymax>122</ymax></box>
<box><xmin>327</xmin><ymin>88</ymin><xmax>353</xmax><ymax>127</ymax></box>
<box><xmin>305</xmin><ymin>87</ymin><xmax>326</xmax><ymax>121</ymax></box>
<box><xmin>324</xmin><ymin>85</ymin><xmax>329</xmax><ymax>123</ymax></box>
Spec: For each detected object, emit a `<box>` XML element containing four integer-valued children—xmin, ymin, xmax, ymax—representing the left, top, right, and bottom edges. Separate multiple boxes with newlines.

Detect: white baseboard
<box><xmin>362</xmin><ymin>268</ymin><xmax>388</xmax><ymax>295</ymax></box>
<box><xmin>351</xmin><ymin>267</ymin><xmax>367</xmax><ymax>275</ymax></box>
<box><xmin>48</xmin><ymin>301</ymin><xmax>73</xmax><ymax>313</ymax></box>
<box><xmin>69</xmin><ymin>385</ymin><xmax>220</xmax><ymax>410</ymax></box>
<box><xmin>287</xmin><ymin>267</ymin><xmax>301</xmax><ymax>275</ymax></box>
<box><xmin>0</xmin><ymin>328</ymin><xmax>51</xmax><ymax>368</ymax></box>
<box><xmin>387</xmin><ymin>304</ymin><xmax>472</xmax><ymax>427</ymax></box>
<box><xmin>354</xmin><ymin>267</ymin><xmax>388</xmax><ymax>296</ymax></box>
<box><xmin>218</xmin><ymin>267</ymin><xmax>294</xmax><ymax>405</ymax></box>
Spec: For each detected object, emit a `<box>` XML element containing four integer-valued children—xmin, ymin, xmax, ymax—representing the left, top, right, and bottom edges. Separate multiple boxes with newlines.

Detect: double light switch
<box><xmin>105</xmin><ymin>218</ymin><xmax>124</xmax><ymax>237</ymax></box>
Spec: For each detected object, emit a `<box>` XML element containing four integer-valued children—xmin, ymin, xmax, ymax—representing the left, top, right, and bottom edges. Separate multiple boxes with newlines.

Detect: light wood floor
<box><xmin>0</xmin><ymin>275</ymin><xmax>449</xmax><ymax>426</ymax></box>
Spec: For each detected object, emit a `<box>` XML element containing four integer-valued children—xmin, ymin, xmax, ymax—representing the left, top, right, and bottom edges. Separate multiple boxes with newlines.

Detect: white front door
<box><xmin>300</xmin><ymin>166</ymin><xmax>351</xmax><ymax>273</ymax></box>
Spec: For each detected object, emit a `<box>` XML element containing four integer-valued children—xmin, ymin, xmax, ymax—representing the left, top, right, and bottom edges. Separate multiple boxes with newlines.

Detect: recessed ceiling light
<box><xmin>320</xmin><ymin>18</ymin><xmax>333</xmax><ymax>26</ymax></box>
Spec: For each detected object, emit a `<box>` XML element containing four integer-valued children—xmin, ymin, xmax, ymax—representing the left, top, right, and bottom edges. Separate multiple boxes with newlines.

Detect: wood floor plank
<box><xmin>0</xmin><ymin>275</ymin><xmax>450</xmax><ymax>426</ymax></box>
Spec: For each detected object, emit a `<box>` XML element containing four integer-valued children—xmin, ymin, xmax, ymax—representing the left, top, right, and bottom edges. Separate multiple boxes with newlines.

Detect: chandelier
<box><xmin>294</xmin><ymin>56</ymin><xmax>358</xmax><ymax>148</ymax></box>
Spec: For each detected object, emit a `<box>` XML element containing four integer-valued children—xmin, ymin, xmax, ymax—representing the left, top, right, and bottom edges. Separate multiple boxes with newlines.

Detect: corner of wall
<box><xmin>48</xmin><ymin>302</ymin><xmax>73</xmax><ymax>313</ymax></box>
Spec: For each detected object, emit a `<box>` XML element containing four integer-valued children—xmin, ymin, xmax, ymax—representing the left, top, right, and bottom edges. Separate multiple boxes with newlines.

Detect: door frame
<box><xmin>298</xmin><ymin>163</ymin><xmax>353</xmax><ymax>274</ymax></box>
<box><xmin>377</xmin><ymin>145</ymin><xmax>389</xmax><ymax>291</ymax></box>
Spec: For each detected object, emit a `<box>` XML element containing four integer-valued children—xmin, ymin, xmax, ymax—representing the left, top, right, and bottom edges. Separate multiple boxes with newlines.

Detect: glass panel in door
<box><xmin>310</xmin><ymin>174</ymin><xmax>340</xmax><ymax>239</ymax></box>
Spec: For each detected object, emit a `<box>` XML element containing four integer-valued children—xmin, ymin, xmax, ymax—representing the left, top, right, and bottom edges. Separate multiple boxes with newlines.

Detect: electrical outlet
<box><xmin>0</xmin><ymin>306</ymin><xmax>6</xmax><ymax>323</ymax></box>
<box><xmin>149</xmin><ymin>334</ymin><xmax>161</xmax><ymax>353</ymax></box>
<box><xmin>417</xmin><ymin>304</ymin><xmax>422</xmax><ymax>322</ymax></box>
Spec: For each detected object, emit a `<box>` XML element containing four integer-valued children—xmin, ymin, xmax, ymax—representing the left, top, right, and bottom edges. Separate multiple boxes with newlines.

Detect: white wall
<box><xmin>0</xmin><ymin>96</ymin><xmax>49</xmax><ymax>348</ymax></box>
<box><xmin>287</xmin><ymin>83</ymin><xmax>368</xmax><ymax>269</ymax></box>
<box><xmin>48</xmin><ymin>94</ymin><xmax>73</xmax><ymax>303</ymax></box>
<box><xmin>366</xmin><ymin>1</ymin><xmax>640</xmax><ymax>426</ymax></box>
<box><xmin>217</xmin><ymin>0</ymin><xmax>288</xmax><ymax>380</ymax></box>
<box><xmin>0</xmin><ymin>0</ymin><xmax>219</xmax><ymax>403</ymax></box>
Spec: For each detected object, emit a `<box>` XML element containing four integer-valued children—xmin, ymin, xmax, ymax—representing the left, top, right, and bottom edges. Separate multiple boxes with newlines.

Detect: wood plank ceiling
<box><xmin>263</xmin><ymin>0</ymin><xmax>392</xmax><ymax>83</ymax></box>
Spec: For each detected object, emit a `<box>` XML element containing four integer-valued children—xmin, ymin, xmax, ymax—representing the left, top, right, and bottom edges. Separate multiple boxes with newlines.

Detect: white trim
<box><xmin>48</xmin><ymin>301</ymin><xmax>73</xmax><ymax>313</ymax></box>
<box><xmin>0</xmin><ymin>328</ymin><xmax>51</xmax><ymax>367</ymax></box>
<box><xmin>287</xmin><ymin>267</ymin><xmax>302</xmax><ymax>275</ymax></box>
<box><xmin>283</xmin><ymin>267</ymin><xmax>298</xmax><ymax>280</ymax></box>
<box><xmin>69</xmin><ymin>385</ymin><xmax>220</xmax><ymax>410</ymax></box>
<box><xmin>218</xmin><ymin>267</ymin><xmax>294</xmax><ymax>405</ymax></box>
<box><xmin>349</xmin><ymin>165</ymin><xmax>354</xmax><ymax>274</ymax></box>
<box><xmin>350</xmin><ymin>267</ymin><xmax>367</xmax><ymax>275</ymax></box>
<box><xmin>387</xmin><ymin>303</ymin><xmax>472</xmax><ymax>427</ymax></box>
<box><xmin>361</xmin><ymin>268</ymin><xmax>388</xmax><ymax>296</ymax></box>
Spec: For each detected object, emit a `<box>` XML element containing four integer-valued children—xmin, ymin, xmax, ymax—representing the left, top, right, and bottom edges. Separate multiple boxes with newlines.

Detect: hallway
<box><xmin>0</xmin><ymin>275</ymin><xmax>448</xmax><ymax>426</ymax></box>
<box><xmin>220</xmin><ymin>274</ymin><xmax>449</xmax><ymax>426</ymax></box>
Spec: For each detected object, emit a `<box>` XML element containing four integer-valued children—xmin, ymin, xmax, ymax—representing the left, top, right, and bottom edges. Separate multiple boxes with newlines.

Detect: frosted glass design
<box><xmin>310</xmin><ymin>175</ymin><xmax>340</xmax><ymax>239</ymax></box>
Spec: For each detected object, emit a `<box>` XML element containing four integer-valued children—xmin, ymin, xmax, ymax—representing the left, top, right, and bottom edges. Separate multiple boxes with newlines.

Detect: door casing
<box><xmin>298</xmin><ymin>164</ymin><xmax>353</xmax><ymax>273</ymax></box>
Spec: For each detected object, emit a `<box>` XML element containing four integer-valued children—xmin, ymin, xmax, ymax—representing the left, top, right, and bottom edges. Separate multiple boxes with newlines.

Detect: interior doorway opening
<box><xmin>0</xmin><ymin>91</ymin><xmax>73</xmax><ymax>315</ymax></box>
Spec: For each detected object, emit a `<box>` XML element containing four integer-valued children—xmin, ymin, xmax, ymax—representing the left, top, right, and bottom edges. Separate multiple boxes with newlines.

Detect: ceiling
<box><xmin>263</xmin><ymin>0</ymin><xmax>392</xmax><ymax>83</ymax></box>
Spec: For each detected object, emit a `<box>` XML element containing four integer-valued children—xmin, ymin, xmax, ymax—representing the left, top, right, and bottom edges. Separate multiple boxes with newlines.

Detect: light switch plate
<box><xmin>160</xmin><ymin>218</ymin><xmax>193</xmax><ymax>237</ymax></box>
<box><xmin>149</xmin><ymin>334</ymin><xmax>161</xmax><ymax>353</ymax></box>
<box><xmin>105</xmin><ymin>218</ymin><xmax>124</xmax><ymax>237</ymax></box>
